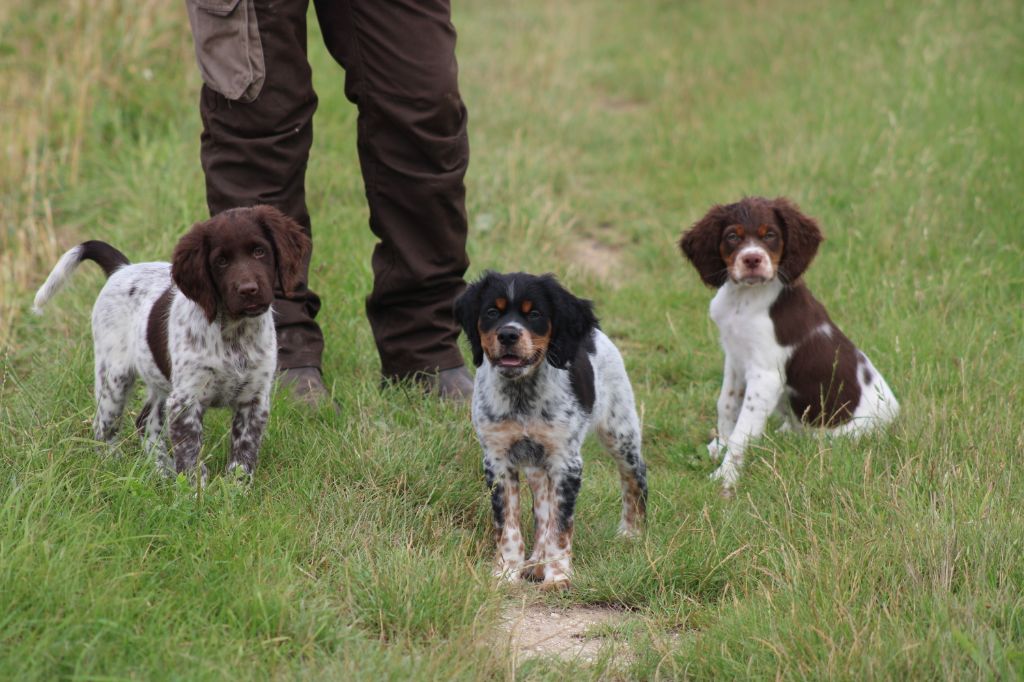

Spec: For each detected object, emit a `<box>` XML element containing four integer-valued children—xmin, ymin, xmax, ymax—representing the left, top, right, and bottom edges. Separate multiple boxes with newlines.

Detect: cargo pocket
<box><xmin>185</xmin><ymin>0</ymin><xmax>265</xmax><ymax>102</ymax></box>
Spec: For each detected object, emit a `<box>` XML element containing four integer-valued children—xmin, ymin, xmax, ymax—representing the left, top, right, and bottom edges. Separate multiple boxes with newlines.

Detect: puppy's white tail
<box><xmin>32</xmin><ymin>241</ymin><xmax>130</xmax><ymax>315</ymax></box>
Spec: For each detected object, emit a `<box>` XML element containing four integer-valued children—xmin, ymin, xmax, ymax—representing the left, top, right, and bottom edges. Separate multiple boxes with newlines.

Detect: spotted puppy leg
<box><xmin>92</xmin><ymin>360</ymin><xmax>136</xmax><ymax>445</ymax></box>
<box><xmin>598</xmin><ymin>425</ymin><xmax>648</xmax><ymax>538</ymax></box>
<box><xmin>522</xmin><ymin>466</ymin><xmax>555</xmax><ymax>581</ymax></box>
<box><xmin>539</xmin><ymin>454</ymin><xmax>582</xmax><ymax>590</ymax></box>
<box><xmin>712</xmin><ymin>373</ymin><xmax>784</xmax><ymax>490</ymax></box>
<box><xmin>167</xmin><ymin>393</ymin><xmax>207</xmax><ymax>486</ymax></box>
<box><xmin>136</xmin><ymin>389</ymin><xmax>172</xmax><ymax>476</ymax></box>
<box><xmin>710</xmin><ymin>357</ymin><xmax>744</xmax><ymax>460</ymax></box>
<box><xmin>485</xmin><ymin>456</ymin><xmax>525</xmax><ymax>581</ymax></box>
<box><xmin>227</xmin><ymin>397</ymin><xmax>269</xmax><ymax>482</ymax></box>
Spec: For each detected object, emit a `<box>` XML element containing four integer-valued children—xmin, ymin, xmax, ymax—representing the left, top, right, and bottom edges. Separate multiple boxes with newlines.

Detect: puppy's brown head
<box><xmin>454</xmin><ymin>272</ymin><xmax>598</xmax><ymax>379</ymax></box>
<box><xmin>679</xmin><ymin>197</ymin><xmax>823</xmax><ymax>288</ymax></box>
<box><xmin>172</xmin><ymin>205</ymin><xmax>311</xmax><ymax>322</ymax></box>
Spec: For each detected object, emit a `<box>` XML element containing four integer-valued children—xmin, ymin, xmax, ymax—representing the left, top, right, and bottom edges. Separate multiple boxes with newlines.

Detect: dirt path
<box><xmin>494</xmin><ymin>600</ymin><xmax>632</xmax><ymax>663</ymax></box>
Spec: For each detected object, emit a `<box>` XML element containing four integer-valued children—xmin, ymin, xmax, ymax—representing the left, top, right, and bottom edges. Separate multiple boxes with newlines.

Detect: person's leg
<box><xmin>195</xmin><ymin>0</ymin><xmax>325</xmax><ymax>374</ymax></box>
<box><xmin>313</xmin><ymin>0</ymin><xmax>471</xmax><ymax>386</ymax></box>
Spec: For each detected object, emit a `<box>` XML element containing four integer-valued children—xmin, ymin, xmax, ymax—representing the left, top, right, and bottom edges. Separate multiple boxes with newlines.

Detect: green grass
<box><xmin>2</xmin><ymin>0</ymin><xmax>1023</xmax><ymax>678</ymax></box>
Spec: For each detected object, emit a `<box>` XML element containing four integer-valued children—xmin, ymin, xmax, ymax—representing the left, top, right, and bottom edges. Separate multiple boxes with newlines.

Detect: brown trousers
<box><xmin>192</xmin><ymin>0</ymin><xmax>470</xmax><ymax>377</ymax></box>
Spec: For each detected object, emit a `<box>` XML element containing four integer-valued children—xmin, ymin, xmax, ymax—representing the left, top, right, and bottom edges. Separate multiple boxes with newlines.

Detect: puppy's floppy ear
<box><xmin>172</xmin><ymin>220</ymin><xmax>218</xmax><ymax>322</ymax></box>
<box><xmin>254</xmin><ymin>205</ymin><xmax>312</xmax><ymax>296</ymax></box>
<box><xmin>772</xmin><ymin>197</ymin><xmax>823</xmax><ymax>283</ymax></box>
<box><xmin>454</xmin><ymin>271</ymin><xmax>498</xmax><ymax>367</ymax></box>
<box><xmin>544</xmin><ymin>274</ymin><xmax>599</xmax><ymax>370</ymax></box>
<box><xmin>680</xmin><ymin>204</ymin><xmax>731</xmax><ymax>287</ymax></box>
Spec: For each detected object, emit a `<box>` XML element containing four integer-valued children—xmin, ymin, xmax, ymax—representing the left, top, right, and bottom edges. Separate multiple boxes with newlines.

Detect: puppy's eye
<box><xmin>527</xmin><ymin>310</ymin><xmax>542</xmax><ymax>320</ymax></box>
<box><xmin>764</xmin><ymin>231</ymin><xmax>778</xmax><ymax>240</ymax></box>
<box><xmin>725</xmin><ymin>234</ymin><xmax>741</xmax><ymax>245</ymax></box>
<box><xmin>215</xmin><ymin>256</ymin><xmax>229</xmax><ymax>268</ymax></box>
<box><xmin>253</xmin><ymin>246</ymin><xmax>266</xmax><ymax>258</ymax></box>
<box><xmin>485</xmin><ymin>308</ymin><xmax>500</xmax><ymax>320</ymax></box>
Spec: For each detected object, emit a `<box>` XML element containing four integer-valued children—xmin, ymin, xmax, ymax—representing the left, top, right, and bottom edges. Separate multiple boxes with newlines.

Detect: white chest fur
<box><xmin>709</xmin><ymin>280</ymin><xmax>791</xmax><ymax>378</ymax></box>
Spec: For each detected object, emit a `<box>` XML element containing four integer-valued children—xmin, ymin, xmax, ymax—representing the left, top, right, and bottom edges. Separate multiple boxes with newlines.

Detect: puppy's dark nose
<box><xmin>237</xmin><ymin>281</ymin><xmax>259</xmax><ymax>297</ymax></box>
<box><xmin>497</xmin><ymin>326</ymin><xmax>521</xmax><ymax>346</ymax></box>
<box><xmin>741</xmin><ymin>253</ymin><xmax>763</xmax><ymax>269</ymax></box>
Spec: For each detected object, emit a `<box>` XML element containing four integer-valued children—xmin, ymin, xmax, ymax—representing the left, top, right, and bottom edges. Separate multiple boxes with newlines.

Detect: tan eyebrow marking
<box><xmin>495</xmin><ymin>297</ymin><xmax>507</xmax><ymax>311</ymax></box>
<box><xmin>521</xmin><ymin>300</ymin><xmax>533</xmax><ymax>313</ymax></box>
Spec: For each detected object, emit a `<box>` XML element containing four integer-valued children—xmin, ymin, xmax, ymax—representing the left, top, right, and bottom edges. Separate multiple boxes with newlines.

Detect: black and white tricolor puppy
<box><xmin>33</xmin><ymin>206</ymin><xmax>310</xmax><ymax>484</ymax></box>
<box><xmin>680</xmin><ymin>196</ymin><xmax>899</xmax><ymax>491</ymax></box>
<box><xmin>455</xmin><ymin>272</ymin><xmax>648</xmax><ymax>590</ymax></box>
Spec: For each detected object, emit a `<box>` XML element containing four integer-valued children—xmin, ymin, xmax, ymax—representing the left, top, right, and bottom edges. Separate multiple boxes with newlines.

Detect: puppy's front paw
<box><xmin>709</xmin><ymin>461</ymin><xmax>739</xmax><ymax>489</ymax></box>
<box><xmin>154</xmin><ymin>453</ymin><xmax>175</xmax><ymax>479</ymax></box>
<box><xmin>617</xmin><ymin>523</ymin><xmax>642</xmax><ymax>540</ymax></box>
<box><xmin>540</xmin><ymin>564</ymin><xmax>572</xmax><ymax>591</ymax></box>
<box><xmin>520</xmin><ymin>561</ymin><xmax>545</xmax><ymax>583</ymax></box>
<box><xmin>493</xmin><ymin>560</ymin><xmax>523</xmax><ymax>584</ymax></box>
<box><xmin>226</xmin><ymin>461</ymin><xmax>253</xmax><ymax>485</ymax></box>
<box><xmin>706</xmin><ymin>438</ymin><xmax>724</xmax><ymax>460</ymax></box>
<box><xmin>538</xmin><ymin>577</ymin><xmax>572</xmax><ymax>592</ymax></box>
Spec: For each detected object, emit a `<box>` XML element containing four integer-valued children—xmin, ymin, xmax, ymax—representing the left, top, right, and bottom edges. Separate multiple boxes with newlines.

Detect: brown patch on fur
<box><xmin>720</xmin><ymin>225</ymin><xmax>746</xmax><ymax>264</ymax></box>
<box><xmin>477</xmin><ymin>421</ymin><xmax>527</xmax><ymax>456</ymax></box>
<box><xmin>757</xmin><ymin>224</ymin><xmax>783</xmax><ymax>270</ymax></box>
<box><xmin>477</xmin><ymin>422</ymin><xmax>567</xmax><ymax>465</ymax></box>
<box><xmin>680</xmin><ymin>204</ymin><xmax>734</xmax><ymax>287</ymax></box>
<box><xmin>770</xmin><ymin>282</ymin><xmax>862</xmax><ymax>426</ymax></box>
<box><xmin>495</xmin><ymin>297</ymin><xmax>507</xmax><ymax>311</ymax></box>
<box><xmin>620</xmin><ymin>477</ymin><xmax>646</xmax><ymax>530</ymax></box>
<box><xmin>495</xmin><ymin>481</ymin><xmax>523</xmax><ymax>552</ymax></box>
<box><xmin>146</xmin><ymin>286</ymin><xmax>174</xmax><ymax>380</ymax></box>
<box><xmin>770</xmin><ymin>198</ymin><xmax>822</xmax><ymax>283</ymax></box>
<box><xmin>252</xmin><ymin>205</ymin><xmax>311</xmax><ymax>296</ymax></box>
<box><xmin>521</xmin><ymin>423</ymin><xmax>562</xmax><ymax>457</ymax></box>
<box><xmin>479</xmin><ymin>327</ymin><xmax>502</xmax><ymax>363</ymax></box>
<box><xmin>528</xmin><ymin>326</ymin><xmax>552</xmax><ymax>361</ymax></box>
<box><xmin>520</xmin><ymin>299</ymin><xmax>533</xmax><ymax>313</ymax></box>
<box><xmin>171</xmin><ymin>225</ymin><xmax>218</xmax><ymax>322</ymax></box>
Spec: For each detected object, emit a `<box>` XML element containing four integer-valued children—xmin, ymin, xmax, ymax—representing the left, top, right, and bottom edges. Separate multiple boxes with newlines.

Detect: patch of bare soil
<box><xmin>599</xmin><ymin>95</ymin><xmax>646</xmax><ymax>113</ymax></box>
<box><xmin>494</xmin><ymin>601</ymin><xmax>631</xmax><ymax>663</ymax></box>
<box><xmin>570</xmin><ymin>236</ymin><xmax>623</xmax><ymax>282</ymax></box>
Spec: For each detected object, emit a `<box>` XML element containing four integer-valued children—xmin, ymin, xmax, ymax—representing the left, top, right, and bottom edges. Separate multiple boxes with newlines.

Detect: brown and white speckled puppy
<box><xmin>680</xmin><ymin>197</ymin><xmax>899</xmax><ymax>491</ymax></box>
<box><xmin>456</xmin><ymin>272</ymin><xmax>648</xmax><ymax>590</ymax></box>
<box><xmin>33</xmin><ymin>206</ymin><xmax>310</xmax><ymax>484</ymax></box>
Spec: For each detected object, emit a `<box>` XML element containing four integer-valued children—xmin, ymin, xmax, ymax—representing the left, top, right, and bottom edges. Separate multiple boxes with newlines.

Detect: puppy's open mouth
<box><xmin>242</xmin><ymin>303</ymin><xmax>270</xmax><ymax>316</ymax></box>
<box><xmin>736</xmin><ymin>274</ymin><xmax>771</xmax><ymax>285</ymax></box>
<box><xmin>498</xmin><ymin>354</ymin><xmax>527</xmax><ymax>368</ymax></box>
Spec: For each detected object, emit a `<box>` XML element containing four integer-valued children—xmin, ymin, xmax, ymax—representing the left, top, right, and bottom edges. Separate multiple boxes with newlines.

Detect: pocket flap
<box><xmin>190</xmin><ymin>0</ymin><xmax>241</xmax><ymax>17</ymax></box>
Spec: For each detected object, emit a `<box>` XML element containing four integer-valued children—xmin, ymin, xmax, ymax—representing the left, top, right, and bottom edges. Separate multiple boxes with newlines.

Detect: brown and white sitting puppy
<box><xmin>455</xmin><ymin>272</ymin><xmax>648</xmax><ymax>589</ymax></box>
<box><xmin>679</xmin><ymin>197</ymin><xmax>899</xmax><ymax>491</ymax></box>
<box><xmin>33</xmin><ymin>206</ymin><xmax>310</xmax><ymax>484</ymax></box>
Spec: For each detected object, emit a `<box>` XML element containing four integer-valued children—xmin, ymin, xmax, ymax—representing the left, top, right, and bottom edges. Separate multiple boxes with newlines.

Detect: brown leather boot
<box><xmin>385</xmin><ymin>366</ymin><xmax>474</xmax><ymax>402</ymax></box>
<box><xmin>434</xmin><ymin>366</ymin><xmax>474</xmax><ymax>402</ymax></box>
<box><xmin>277</xmin><ymin>366</ymin><xmax>339</xmax><ymax>412</ymax></box>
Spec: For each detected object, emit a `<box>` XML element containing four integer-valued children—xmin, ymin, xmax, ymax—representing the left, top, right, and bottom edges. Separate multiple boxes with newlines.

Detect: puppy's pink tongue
<box><xmin>499</xmin><ymin>355</ymin><xmax>523</xmax><ymax>367</ymax></box>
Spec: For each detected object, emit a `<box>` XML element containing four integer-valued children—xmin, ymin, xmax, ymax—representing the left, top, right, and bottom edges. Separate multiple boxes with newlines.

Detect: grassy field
<box><xmin>2</xmin><ymin>0</ymin><xmax>1023</xmax><ymax>678</ymax></box>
